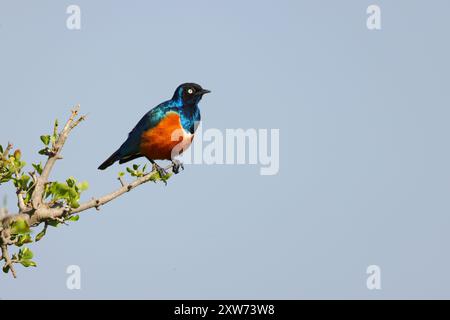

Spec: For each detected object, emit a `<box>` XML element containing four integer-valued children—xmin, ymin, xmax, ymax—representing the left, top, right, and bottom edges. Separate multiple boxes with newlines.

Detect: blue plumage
<box><xmin>98</xmin><ymin>83</ymin><xmax>209</xmax><ymax>171</ymax></box>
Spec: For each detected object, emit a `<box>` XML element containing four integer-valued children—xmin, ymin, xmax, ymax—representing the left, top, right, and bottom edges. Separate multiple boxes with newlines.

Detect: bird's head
<box><xmin>172</xmin><ymin>83</ymin><xmax>211</xmax><ymax>105</ymax></box>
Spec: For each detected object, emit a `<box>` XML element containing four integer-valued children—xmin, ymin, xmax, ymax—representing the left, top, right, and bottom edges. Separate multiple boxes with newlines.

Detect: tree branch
<box><xmin>16</xmin><ymin>191</ymin><xmax>27</xmax><ymax>212</ymax></box>
<box><xmin>1</xmin><ymin>242</ymin><xmax>16</xmax><ymax>278</ymax></box>
<box><xmin>0</xmin><ymin>106</ymin><xmax>173</xmax><ymax>278</ymax></box>
<box><xmin>72</xmin><ymin>166</ymin><xmax>172</xmax><ymax>214</ymax></box>
<box><xmin>31</xmin><ymin>105</ymin><xmax>85</xmax><ymax>209</ymax></box>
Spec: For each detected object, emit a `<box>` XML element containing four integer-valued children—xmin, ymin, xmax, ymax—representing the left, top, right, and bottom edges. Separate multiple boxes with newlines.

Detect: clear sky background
<box><xmin>1</xmin><ymin>0</ymin><xmax>450</xmax><ymax>299</ymax></box>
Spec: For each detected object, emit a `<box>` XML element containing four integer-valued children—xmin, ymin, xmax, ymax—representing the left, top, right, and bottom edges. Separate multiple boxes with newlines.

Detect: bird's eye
<box><xmin>187</xmin><ymin>88</ymin><xmax>194</xmax><ymax>94</ymax></box>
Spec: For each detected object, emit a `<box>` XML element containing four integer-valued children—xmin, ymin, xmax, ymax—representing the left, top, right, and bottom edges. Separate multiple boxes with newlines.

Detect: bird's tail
<box><xmin>98</xmin><ymin>150</ymin><xmax>120</xmax><ymax>170</ymax></box>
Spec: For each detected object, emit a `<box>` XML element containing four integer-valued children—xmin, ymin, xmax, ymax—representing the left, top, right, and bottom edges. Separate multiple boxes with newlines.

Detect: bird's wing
<box><xmin>117</xmin><ymin>102</ymin><xmax>170</xmax><ymax>158</ymax></box>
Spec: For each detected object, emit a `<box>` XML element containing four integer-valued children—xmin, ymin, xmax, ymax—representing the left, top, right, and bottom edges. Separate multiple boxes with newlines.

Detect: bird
<box><xmin>98</xmin><ymin>83</ymin><xmax>210</xmax><ymax>176</ymax></box>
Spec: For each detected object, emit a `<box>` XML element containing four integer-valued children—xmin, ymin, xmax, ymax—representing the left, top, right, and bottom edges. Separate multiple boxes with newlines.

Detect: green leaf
<box><xmin>19</xmin><ymin>247</ymin><xmax>33</xmax><ymax>260</ymax></box>
<box><xmin>66</xmin><ymin>177</ymin><xmax>76</xmax><ymax>188</ymax></box>
<box><xmin>16</xmin><ymin>234</ymin><xmax>32</xmax><ymax>247</ymax></box>
<box><xmin>50</xmin><ymin>182</ymin><xmax>69</xmax><ymax>198</ymax></box>
<box><xmin>20</xmin><ymin>175</ymin><xmax>30</xmax><ymax>189</ymax></box>
<box><xmin>118</xmin><ymin>172</ymin><xmax>125</xmax><ymax>177</ymax></box>
<box><xmin>20</xmin><ymin>260</ymin><xmax>37</xmax><ymax>268</ymax></box>
<box><xmin>47</xmin><ymin>220</ymin><xmax>60</xmax><ymax>228</ymax></box>
<box><xmin>2</xmin><ymin>265</ymin><xmax>10</xmax><ymax>273</ymax></box>
<box><xmin>40</xmin><ymin>135</ymin><xmax>51</xmax><ymax>146</ymax></box>
<box><xmin>77</xmin><ymin>181</ymin><xmax>89</xmax><ymax>192</ymax></box>
<box><xmin>53</xmin><ymin>119</ymin><xmax>59</xmax><ymax>136</ymax></box>
<box><xmin>70</xmin><ymin>199</ymin><xmax>80</xmax><ymax>208</ymax></box>
<box><xmin>32</xmin><ymin>163</ymin><xmax>43</xmax><ymax>175</ymax></box>
<box><xmin>10</xmin><ymin>219</ymin><xmax>30</xmax><ymax>235</ymax></box>
<box><xmin>68</xmin><ymin>188</ymin><xmax>79</xmax><ymax>199</ymax></box>
<box><xmin>66</xmin><ymin>215</ymin><xmax>80</xmax><ymax>222</ymax></box>
<box><xmin>35</xmin><ymin>227</ymin><xmax>46</xmax><ymax>242</ymax></box>
<box><xmin>126</xmin><ymin>167</ymin><xmax>133</xmax><ymax>174</ymax></box>
<box><xmin>38</xmin><ymin>148</ymin><xmax>48</xmax><ymax>155</ymax></box>
<box><xmin>13</xmin><ymin>149</ymin><xmax>21</xmax><ymax>160</ymax></box>
<box><xmin>133</xmin><ymin>164</ymin><xmax>140</xmax><ymax>170</ymax></box>
<box><xmin>12</xmin><ymin>177</ymin><xmax>20</xmax><ymax>188</ymax></box>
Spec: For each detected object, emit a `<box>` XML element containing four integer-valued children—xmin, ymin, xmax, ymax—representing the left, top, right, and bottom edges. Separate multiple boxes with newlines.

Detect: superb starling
<box><xmin>98</xmin><ymin>83</ymin><xmax>210</xmax><ymax>175</ymax></box>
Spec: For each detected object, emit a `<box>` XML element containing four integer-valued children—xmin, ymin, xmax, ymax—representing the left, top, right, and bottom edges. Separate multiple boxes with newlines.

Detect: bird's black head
<box><xmin>172</xmin><ymin>83</ymin><xmax>211</xmax><ymax>105</ymax></box>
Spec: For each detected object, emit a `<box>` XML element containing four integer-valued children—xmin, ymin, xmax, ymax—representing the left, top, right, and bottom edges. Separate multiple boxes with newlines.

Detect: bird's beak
<box><xmin>198</xmin><ymin>89</ymin><xmax>211</xmax><ymax>95</ymax></box>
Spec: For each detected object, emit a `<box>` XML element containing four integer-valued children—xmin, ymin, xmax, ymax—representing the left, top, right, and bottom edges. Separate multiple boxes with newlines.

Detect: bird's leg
<box><xmin>147</xmin><ymin>158</ymin><xmax>168</xmax><ymax>178</ymax></box>
<box><xmin>171</xmin><ymin>159</ymin><xmax>184</xmax><ymax>174</ymax></box>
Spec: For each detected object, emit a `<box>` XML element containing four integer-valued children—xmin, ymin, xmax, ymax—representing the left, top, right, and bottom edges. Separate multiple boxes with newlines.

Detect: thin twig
<box><xmin>1</xmin><ymin>244</ymin><xmax>16</xmax><ymax>278</ymax></box>
<box><xmin>16</xmin><ymin>191</ymin><xmax>27</xmax><ymax>212</ymax></box>
<box><xmin>71</xmin><ymin>165</ymin><xmax>173</xmax><ymax>214</ymax></box>
<box><xmin>70</xmin><ymin>114</ymin><xmax>87</xmax><ymax>130</ymax></box>
<box><xmin>31</xmin><ymin>106</ymin><xmax>83</xmax><ymax>209</ymax></box>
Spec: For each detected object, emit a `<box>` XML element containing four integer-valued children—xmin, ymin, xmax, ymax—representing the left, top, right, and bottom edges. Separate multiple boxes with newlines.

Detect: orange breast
<box><xmin>140</xmin><ymin>112</ymin><xmax>193</xmax><ymax>160</ymax></box>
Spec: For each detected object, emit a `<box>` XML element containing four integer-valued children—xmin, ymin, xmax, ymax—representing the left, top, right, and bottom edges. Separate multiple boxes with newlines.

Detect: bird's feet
<box><xmin>171</xmin><ymin>159</ymin><xmax>184</xmax><ymax>174</ymax></box>
<box><xmin>152</xmin><ymin>162</ymin><xmax>168</xmax><ymax>179</ymax></box>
